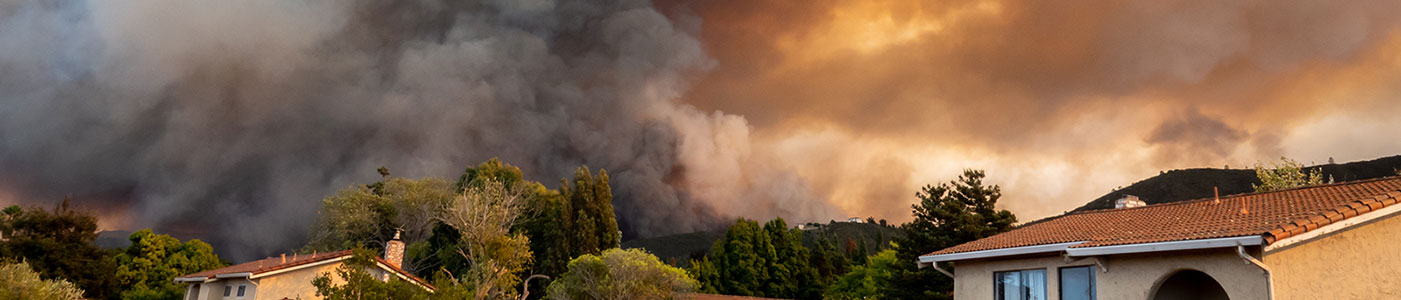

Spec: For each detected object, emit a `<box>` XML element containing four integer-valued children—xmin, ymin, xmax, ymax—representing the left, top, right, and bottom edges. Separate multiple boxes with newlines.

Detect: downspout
<box><xmin>931</xmin><ymin>262</ymin><xmax>954</xmax><ymax>278</ymax></box>
<box><xmin>1236</xmin><ymin>245</ymin><xmax>1273</xmax><ymax>300</ymax></box>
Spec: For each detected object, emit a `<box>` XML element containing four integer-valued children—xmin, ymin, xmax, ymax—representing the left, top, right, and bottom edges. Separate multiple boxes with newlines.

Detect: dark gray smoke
<box><xmin>0</xmin><ymin>0</ymin><xmax>841</xmax><ymax>260</ymax></box>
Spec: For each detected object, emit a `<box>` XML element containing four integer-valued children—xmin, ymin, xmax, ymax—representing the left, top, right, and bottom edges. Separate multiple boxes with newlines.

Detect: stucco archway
<box><xmin>1151</xmin><ymin>269</ymin><xmax>1229</xmax><ymax>300</ymax></box>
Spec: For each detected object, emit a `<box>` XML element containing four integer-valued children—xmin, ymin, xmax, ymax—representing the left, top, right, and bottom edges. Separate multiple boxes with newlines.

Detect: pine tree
<box><xmin>889</xmin><ymin>169</ymin><xmax>1017</xmax><ymax>300</ymax></box>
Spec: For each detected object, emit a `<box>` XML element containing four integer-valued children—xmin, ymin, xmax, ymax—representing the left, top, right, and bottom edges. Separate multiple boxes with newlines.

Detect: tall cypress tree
<box><xmin>592</xmin><ymin>170</ymin><xmax>619</xmax><ymax>249</ymax></box>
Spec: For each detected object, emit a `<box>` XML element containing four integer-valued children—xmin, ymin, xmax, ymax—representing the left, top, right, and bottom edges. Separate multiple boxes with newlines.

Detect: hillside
<box><xmin>1072</xmin><ymin>155</ymin><xmax>1401</xmax><ymax>212</ymax></box>
<box><xmin>622</xmin><ymin>221</ymin><xmax>904</xmax><ymax>268</ymax></box>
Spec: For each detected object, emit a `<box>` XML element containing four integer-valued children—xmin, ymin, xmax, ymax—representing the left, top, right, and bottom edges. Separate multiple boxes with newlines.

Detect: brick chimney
<box><xmin>1114</xmin><ymin>195</ymin><xmax>1145</xmax><ymax>209</ymax></box>
<box><xmin>385</xmin><ymin>229</ymin><xmax>405</xmax><ymax>269</ymax></box>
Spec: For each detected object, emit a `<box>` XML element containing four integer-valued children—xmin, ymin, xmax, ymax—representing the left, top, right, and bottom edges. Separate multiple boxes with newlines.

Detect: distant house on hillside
<box><xmin>918</xmin><ymin>177</ymin><xmax>1401</xmax><ymax>300</ymax></box>
<box><xmin>846</xmin><ymin>217</ymin><xmax>865</xmax><ymax>223</ymax></box>
<box><xmin>175</xmin><ymin>232</ymin><xmax>432</xmax><ymax>300</ymax></box>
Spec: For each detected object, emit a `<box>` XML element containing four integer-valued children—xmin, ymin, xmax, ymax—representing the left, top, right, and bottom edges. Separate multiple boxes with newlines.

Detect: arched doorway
<box><xmin>1151</xmin><ymin>270</ymin><xmax>1229</xmax><ymax>300</ymax></box>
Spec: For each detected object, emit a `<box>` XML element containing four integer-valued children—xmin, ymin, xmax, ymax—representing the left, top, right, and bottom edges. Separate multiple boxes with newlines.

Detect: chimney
<box><xmin>385</xmin><ymin>229</ymin><xmax>405</xmax><ymax>269</ymax></box>
<box><xmin>1114</xmin><ymin>195</ymin><xmax>1145</xmax><ymax>209</ymax></box>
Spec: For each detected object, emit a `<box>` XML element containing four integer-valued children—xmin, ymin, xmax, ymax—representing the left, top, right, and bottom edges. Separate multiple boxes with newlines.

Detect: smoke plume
<box><xmin>0</xmin><ymin>0</ymin><xmax>840</xmax><ymax>259</ymax></box>
<box><xmin>661</xmin><ymin>0</ymin><xmax>1401</xmax><ymax>220</ymax></box>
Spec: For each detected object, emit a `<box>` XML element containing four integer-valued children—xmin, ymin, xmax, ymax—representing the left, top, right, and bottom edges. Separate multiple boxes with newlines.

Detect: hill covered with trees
<box><xmin>1073</xmin><ymin>155</ymin><xmax>1401</xmax><ymax>212</ymax></box>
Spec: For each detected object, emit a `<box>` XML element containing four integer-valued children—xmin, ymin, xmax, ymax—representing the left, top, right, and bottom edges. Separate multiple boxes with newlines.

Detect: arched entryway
<box><xmin>1151</xmin><ymin>269</ymin><xmax>1229</xmax><ymax>300</ymax></box>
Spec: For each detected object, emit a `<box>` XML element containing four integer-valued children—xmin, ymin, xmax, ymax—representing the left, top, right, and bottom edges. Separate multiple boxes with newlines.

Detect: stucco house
<box><xmin>175</xmin><ymin>233</ymin><xmax>432</xmax><ymax>300</ymax></box>
<box><xmin>917</xmin><ymin>177</ymin><xmax>1401</xmax><ymax>300</ymax></box>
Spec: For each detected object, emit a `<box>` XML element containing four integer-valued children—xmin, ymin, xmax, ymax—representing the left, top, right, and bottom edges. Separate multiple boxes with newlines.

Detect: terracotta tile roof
<box><xmin>926</xmin><ymin>177</ymin><xmax>1401</xmax><ymax>257</ymax></box>
<box><xmin>181</xmin><ymin>250</ymin><xmax>354</xmax><ymax>279</ymax></box>
<box><xmin>178</xmin><ymin>249</ymin><xmax>433</xmax><ymax>289</ymax></box>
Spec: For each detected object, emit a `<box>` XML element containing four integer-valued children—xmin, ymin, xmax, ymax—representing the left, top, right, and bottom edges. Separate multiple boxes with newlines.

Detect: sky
<box><xmin>657</xmin><ymin>0</ymin><xmax>1401</xmax><ymax>220</ymax></box>
<box><xmin>1</xmin><ymin>0</ymin><xmax>1400</xmax><ymax>259</ymax></box>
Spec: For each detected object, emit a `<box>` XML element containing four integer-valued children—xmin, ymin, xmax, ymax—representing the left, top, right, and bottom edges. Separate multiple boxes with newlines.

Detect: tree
<box><xmin>112</xmin><ymin>230</ymin><xmax>226</xmax><ymax>300</ymax></box>
<box><xmin>559</xmin><ymin>167</ymin><xmax>620</xmax><ymax>255</ymax></box>
<box><xmin>889</xmin><ymin>169</ymin><xmax>1017</xmax><ymax>300</ymax></box>
<box><xmin>807</xmin><ymin>235</ymin><xmax>850</xmax><ymax>286</ymax></box>
<box><xmin>690</xmin><ymin>218</ymin><xmax>821</xmax><ymax>299</ymax></box>
<box><xmin>0</xmin><ymin>260</ymin><xmax>85</xmax><ymax>300</ymax></box>
<box><xmin>824</xmin><ymin>249</ymin><xmax>899</xmax><ymax>300</ymax></box>
<box><xmin>312</xmin><ymin>248</ymin><xmax>430</xmax><ymax>300</ymax></box>
<box><xmin>435</xmin><ymin>179</ymin><xmax>540</xmax><ymax>300</ymax></box>
<box><xmin>0</xmin><ymin>200</ymin><xmax>118</xmax><ymax>299</ymax></box>
<box><xmin>1253</xmin><ymin>156</ymin><xmax>1328</xmax><ymax>192</ymax></box>
<box><xmin>305</xmin><ymin>175</ymin><xmax>457</xmax><ymax>275</ymax></box>
<box><xmin>545</xmin><ymin>248</ymin><xmax>696</xmax><ymax>300</ymax></box>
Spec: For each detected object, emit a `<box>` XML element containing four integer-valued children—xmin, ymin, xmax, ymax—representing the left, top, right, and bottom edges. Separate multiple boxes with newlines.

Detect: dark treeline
<box><xmin>687</xmin><ymin>169</ymin><xmax>1018</xmax><ymax>300</ymax></box>
<box><xmin>0</xmin><ymin>199</ymin><xmax>227</xmax><ymax>300</ymax></box>
<box><xmin>1</xmin><ymin>160</ymin><xmax>1022</xmax><ymax>300</ymax></box>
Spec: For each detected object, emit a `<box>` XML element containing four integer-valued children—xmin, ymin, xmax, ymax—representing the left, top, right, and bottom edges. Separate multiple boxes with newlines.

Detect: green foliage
<box><xmin>824</xmin><ymin>249</ymin><xmax>899</xmax><ymax>300</ymax></box>
<box><xmin>806</xmin><ymin>235</ymin><xmax>850</xmax><ymax>286</ymax></box>
<box><xmin>689</xmin><ymin>218</ymin><xmax>822</xmax><ymax>299</ymax></box>
<box><xmin>312</xmin><ymin>248</ymin><xmax>430</xmax><ymax>300</ymax></box>
<box><xmin>0</xmin><ymin>201</ymin><xmax>118</xmax><ymax>299</ymax></box>
<box><xmin>889</xmin><ymin>169</ymin><xmax>1017</xmax><ymax>300</ymax></box>
<box><xmin>454</xmin><ymin>160</ymin><xmax>619</xmax><ymax>281</ymax></box>
<box><xmin>435</xmin><ymin>179</ymin><xmax>537</xmax><ymax>299</ymax></box>
<box><xmin>305</xmin><ymin>176</ymin><xmax>456</xmax><ymax>275</ymax></box>
<box><xmin>1253</xmin><ymin>157</ymin><xmax>1328</xmax><ymax>192</ymax></box>
<box><xmin>0</xmin><ymin>260</ymin><xmax>85</xmax><ymax>300</ymax></box>
<box><xmin>560</xmin><ymin>167</ymin><xmax>621</xmax><ymax>255</ymax></box>
<box><xmin>112</xmin><ymin>230</ymin><xmax>226</xmax><ymax>300</ymax></box>
<box><xmin>545</xmin><ymin>248</ymin><xmax>696</xmax><ymax>300</ymax></box>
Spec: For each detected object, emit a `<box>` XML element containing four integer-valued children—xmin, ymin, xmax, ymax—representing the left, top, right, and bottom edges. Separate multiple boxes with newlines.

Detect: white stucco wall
<box><xmin>949</xmin><ymin>248</ymin><xmax>1270</xmax><ymax>300</ymax></box>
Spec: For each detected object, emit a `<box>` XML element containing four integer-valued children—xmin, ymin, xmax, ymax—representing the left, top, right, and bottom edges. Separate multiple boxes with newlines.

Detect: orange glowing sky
<box><xmin>659</xmin><ymin>0</ymin><xmax>1401</xmax><ymax>222</ymax></box>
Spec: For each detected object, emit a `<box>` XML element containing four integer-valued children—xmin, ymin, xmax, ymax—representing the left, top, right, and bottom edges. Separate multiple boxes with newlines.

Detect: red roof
<box><xmin>178</xmin><ymin>249</ymin><xmax>433</xmax><ymax>289</ymax></box>
<box><xmin>926</xmin><ymin>177</ymin><xmax>1401</xmax><ymax>257</ymax></box>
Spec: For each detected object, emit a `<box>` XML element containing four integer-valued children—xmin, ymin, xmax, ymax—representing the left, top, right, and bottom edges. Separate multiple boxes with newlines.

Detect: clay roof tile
<box><xmin>926</xmin><ymin>177</ymin><xmax>1401</xmax><ymax>257</ymax></box>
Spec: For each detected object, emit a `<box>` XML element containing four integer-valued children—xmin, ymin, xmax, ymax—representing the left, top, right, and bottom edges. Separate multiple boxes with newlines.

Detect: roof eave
<box><xmin>919</xmin><ymin>242</ymin><xmax>1084</xmax><ymax>265</ymax></box>
<box><xmin>214</xmin><ymin>272</ymin><xmax>253</xmax><ymax>279</ymax></box>
<box><xmin>918</xmin><ymin>235</ymin><xmax>1265</xmax><ymax>265</ymax></box>
<box><xmin>1064</xmin><ymin>235</ymin><xmax>1262</xmax><ymax>257</ymax></box>
<box><xmin>173</xmin><ymin>276</ymin><xmax>207</xmax><ymax>283</ymax></box>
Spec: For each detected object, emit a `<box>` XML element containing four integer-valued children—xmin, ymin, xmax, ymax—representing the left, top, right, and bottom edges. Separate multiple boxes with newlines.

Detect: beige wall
<box><xmin>950</xmin><ymin>248</ymin><xmax>1269</xmax><ymax>300</ymax></box>
<box><xmin>252</xmin><ymin>262</ymin><xmax>345</xmax><ymax>300</ymax></box>
<box><xmin>184</xmin><ymin>258</ymin><xmax>421</xmax><ymax>300</ymax></box>
<box><xmin>1266</xmin><ymin>212</ymin><xmax>1401</xmax><ymax>300</ymax></box>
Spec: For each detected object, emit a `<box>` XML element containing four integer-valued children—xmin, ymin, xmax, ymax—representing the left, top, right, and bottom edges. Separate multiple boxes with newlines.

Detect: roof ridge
<box><xmin>1069</xmin><ymin>176</ymin><xmax>1401</xmax><ymax>216</ymax></box>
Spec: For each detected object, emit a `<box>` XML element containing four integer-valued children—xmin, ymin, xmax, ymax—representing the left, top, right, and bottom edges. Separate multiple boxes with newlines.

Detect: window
<box><xmin>237</xmin><ymin>285</ymin><xmax>246</xmax><ymax>297</ymax></box>
<box><xmin>1060</xmin><ymin>266</ymin><xmax>1096</xmax><ymax>300</ymax></box>
<box><xmin>223</xmin><ymin>286</ymin><xmax>231</xmax><ymax>297</ymax></box>
<box><xmin>994</xmin><ymin>269</ymin><xmax>1046</xmax><ymax>300</ymax></box>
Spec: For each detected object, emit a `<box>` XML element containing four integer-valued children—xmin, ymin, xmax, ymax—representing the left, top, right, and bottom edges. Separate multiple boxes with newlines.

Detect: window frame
<box><xmin>993</xmin><ymin>268</ymin><xmax>1047</xmax><ymax>300</ymax></box>
<box><xmin>223</xmin><ymin>286</ymin><xmax>231</xmax><ymax>297</ymax></box>
<box><xmin>1058</xmin><ymin>265</ymin><xmax>1096</xmax><ymax>300</ymax></box>
<box><xmin>237</xmin><ymin>284</ymin><xmax>246</xmax><ymax>297</ymax></box>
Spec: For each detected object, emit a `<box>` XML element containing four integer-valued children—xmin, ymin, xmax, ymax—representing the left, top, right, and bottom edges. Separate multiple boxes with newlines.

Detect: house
<box><xmin>917</xmin><ymin>177</ymin><xmax>1401</xmax><ymax>300</ymax></box>
<box><xmin>175</xmin><ymin>232</ymin><xmax>432</xmax><ymax>300</ymax></box>
<box><xmin>847</xmin><ymin>217</ymin><xmax>865</xmax><ymax>223</ymax></box>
